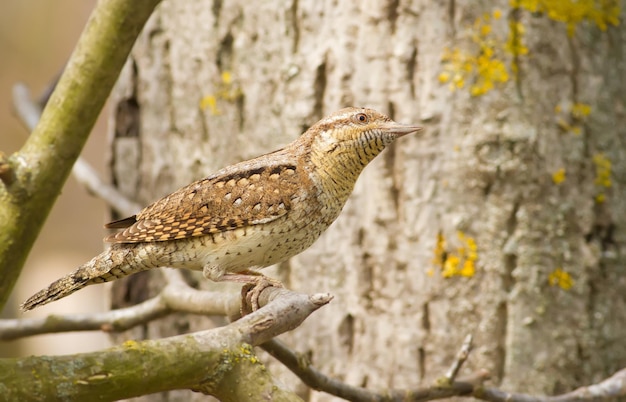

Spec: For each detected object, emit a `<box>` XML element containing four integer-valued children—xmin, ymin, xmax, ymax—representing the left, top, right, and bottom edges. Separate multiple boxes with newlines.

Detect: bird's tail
<box><xmin>21</xmin><ymin>245</ymin><xmax>144</xmax><ymax>311</ymax></box>
<box><xmin>20</xmin><ymin>266</ymin><xmax>93</xmax><ymax>311</ymax></box>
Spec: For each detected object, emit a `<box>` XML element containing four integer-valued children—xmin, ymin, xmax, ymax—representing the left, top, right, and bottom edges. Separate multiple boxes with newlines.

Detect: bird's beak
<box><xmin>380</xmin><ymin>121</ymin><xmax>423</xmax><ymax>137</ymax></box>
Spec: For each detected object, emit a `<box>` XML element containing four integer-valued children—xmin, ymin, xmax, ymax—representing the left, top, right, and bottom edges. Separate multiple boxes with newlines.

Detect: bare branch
<box><xmin>561</xmin><ymin>368</ymin><xmax>626</xmax><ymax>400</ymax></box>
<box><xmin>160</xmin><ymin>276</ymin><xmax>241</xmax><ymax>317</ymax></box>
<box><xmin>477</xmin><ymin>367</ymin><xmax>626</xmax><ymax>402</ymax></box>
<box><xmin>0</xmin><ymin>296</ymin><xmax>169</xmax><ymax>340</ymax></box>
<box><xmin>0</xmin><ymin>272</ymin><xmax>330</xmax><ymax>342</ymax></box>
<box><xmin>262</xmin><ymin>338</ymin><xmax>482</xmax><ymax>402</ymax></box>
<box><xmin>11</xmin><ymin>83</ymin><xmax>41</xmax><ymax>131</ymax></box>
<box><xmin>36</xmin><ymin>72</ymin><xmax>61</xmax><ymax>109</ymax></box>
<box><xmin>12</xmin><ymin>82</ymin><xmax>142</xmax><ymax>217</ymax></box>
<box><xmin>444</xmin><ymin>334</ymin><xmax>473</xmax><ymax>383</ymax></box>
<box><xmin>262</xmin><ymin>338</ymin><xmax>384</xmax><ymax>401</ymax></box>
<box><xmin>73</xmin><ymin>157</ymin><xmax>142</xmax><ymax>216</ymax></box>
<box><xmin>264</xmin><ymin>335</ymin><xmax>626</xmax><ymax>402</ymax></box>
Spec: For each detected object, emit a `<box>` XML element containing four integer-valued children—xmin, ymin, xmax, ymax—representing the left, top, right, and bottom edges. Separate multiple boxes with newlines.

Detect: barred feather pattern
<box><xmin>20</xmin><ymin>245</ymin><xmax>147</xmax><ymax>311</ymax></box>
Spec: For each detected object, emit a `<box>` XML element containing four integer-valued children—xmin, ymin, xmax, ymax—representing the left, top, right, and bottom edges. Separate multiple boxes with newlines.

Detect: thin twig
<box><xmin>11</xmin><ymin>84</ymin><xmax>40</xmax><ymax>130</ymax></box>
<box><xmin>445</xmin><ymin>334</ymin><xmax>473</xmax><ymax>383</ymax></box>
<box><xmin>0</xmin><ymin>296</ymin><xmax>169</xmax><ymax>340</ymax></box>
<box><xmin>478</xmin><ymin>367</ymin><xmax>626</xmax><ymax>402</ymax></box>
<box><xmin>72</xmin><ymin>157</ymin><xmax>141</xmax><ymax>216</ymax></box>
<box><xmin>12</xmin><ymin>82</ymin><xmax>142</xmax><ymax>217</ymax></box>
<box><xmin>554</xmin><ymin>368</ymin><xmax>626</xmax><ymax>400</ymax></box>
<box><xmin>262</xmin><ymin>338</ymin><xmax>384</xmax><ymax>401</ymax></box>
<box><xmin>36</xmin><ymin>72</ymin><xmax>62</xmax><ymax>109</ymax></box>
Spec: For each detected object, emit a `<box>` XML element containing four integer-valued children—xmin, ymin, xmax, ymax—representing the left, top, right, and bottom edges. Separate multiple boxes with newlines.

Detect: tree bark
<box><xmin>108</xmin><ymin>1</ymin><xmax>626</xmax><ymax>400</ymax></box>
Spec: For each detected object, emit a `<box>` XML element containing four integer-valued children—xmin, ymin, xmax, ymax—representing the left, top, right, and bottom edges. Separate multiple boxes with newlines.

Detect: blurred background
<box><xmin>0</xmin><ymin>0</ymin><xmax>111</xmax><ymax>356</ymax></box>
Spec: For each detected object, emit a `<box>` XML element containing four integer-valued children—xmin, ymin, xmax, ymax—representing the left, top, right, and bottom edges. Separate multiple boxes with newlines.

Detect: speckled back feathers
<box><xmin>105</xmin><ymin>157</ymin><xmax>305</xmax><ymax>243</ymax></box>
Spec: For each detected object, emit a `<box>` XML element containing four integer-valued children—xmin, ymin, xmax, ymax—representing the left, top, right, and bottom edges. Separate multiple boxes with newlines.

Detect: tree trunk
<box><xmin>108</xmin><ymin>0</ymin><xmax>626</xmax><ymax>400</ymax></box>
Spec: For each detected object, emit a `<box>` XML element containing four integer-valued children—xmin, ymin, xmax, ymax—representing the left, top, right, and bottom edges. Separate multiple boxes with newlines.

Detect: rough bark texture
<box><xmin>108</xmin><ymin>1</ymin><xmax>626</xmax><ymax>400</ymax></box>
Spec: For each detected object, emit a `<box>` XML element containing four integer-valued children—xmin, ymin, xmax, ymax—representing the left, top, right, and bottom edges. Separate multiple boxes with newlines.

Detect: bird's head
<box><xmin>305</xmin><ymin>107</ymin><xmax>422</xmax><ymax>169</ymax></box>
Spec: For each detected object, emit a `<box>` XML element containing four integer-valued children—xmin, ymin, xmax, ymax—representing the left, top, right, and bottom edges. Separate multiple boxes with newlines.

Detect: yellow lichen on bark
<box><xmin>200</xmin><ymin>71</ymin><xmax>243</xmax><ymax>115</ymax></box>
<box><xmin>439</xmin><ymin>9</ymin><xmax>511</xmax><ymax>97</ymax></box>
<box><xmin>552</xmin><ymin>168</ymin><xmax>566</xmax><ymax>185</ymax></box>
<box><xmin>512</xmin><ymin>0</ymin><xmax>620</xmax><ymax>36</ymax></box>
<box><xmin>555</xmin><ymin>102</ymin><xmax>592</xmax><ymax>135</ymax></box>
<box><xmin>441</xmin><ymin>1</ymin><xmax>621</xmax><ymax>96</ymax></box>
<box><xmin>548</xmin><ymin>268</ymin><xmax>575</xmax><ymax>290</ymax></box>
<box><xmin>593</xmin><ymin>153</ymin><xmax>612</xmax><ymax>203</ymax></box>
<box><xmin>432</xmin><ymin>231</ymin><xmax>478</xmax><ymax>278</ymax></box>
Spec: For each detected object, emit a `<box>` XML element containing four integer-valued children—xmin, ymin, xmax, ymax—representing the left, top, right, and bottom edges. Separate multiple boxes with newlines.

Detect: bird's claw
<box><xmin>240</xmin><ymin>277</ymin><xmax>284</xmax><ymax>315</ymax></box>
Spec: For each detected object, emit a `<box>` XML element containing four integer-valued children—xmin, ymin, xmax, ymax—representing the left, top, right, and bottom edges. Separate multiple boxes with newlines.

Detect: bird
<box><xmin>21</xmin><ymin>107</ymin><xmax>422</xmax><ymax>312</ymax></box>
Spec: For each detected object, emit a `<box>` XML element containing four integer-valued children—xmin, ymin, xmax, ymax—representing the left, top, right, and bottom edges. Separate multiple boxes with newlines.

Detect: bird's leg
<box><xmin>216</xmin><ymin>269</ymin><xmax>283</xmax><ymax>313</ymax></box>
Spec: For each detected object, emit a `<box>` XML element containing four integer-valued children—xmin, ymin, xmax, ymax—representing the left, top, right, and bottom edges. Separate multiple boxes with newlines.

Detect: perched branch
<box><xmin>0</xmin><ymin>287</ymin><xmax>330</xmax><ymax>401</ymax></box>
<box><xmin>0</xmin><ymin>268</ymin><xmax>329</xmax><ymax>341</ymax></box>
<box><xmin>0</xmin><ymin>0</ymin><xmax>162</xmax><ymax>310</ymax></box>
<box><xmin>12</xmin><ymin>82</ymin><xmax>142</xmax><ymax>217</ymax></box>
<box><xmin>159</xmin><ymin>268</ymin><xmax>241</xmax><ymax>317</ymax></box>
<box><xmin>0</xmin><ymin>262</ymin><xmax>330</xmax><ymax>401</ymax></box>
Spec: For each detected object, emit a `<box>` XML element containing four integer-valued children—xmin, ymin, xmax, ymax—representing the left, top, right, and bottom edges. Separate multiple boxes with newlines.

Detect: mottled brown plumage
<box><xmin>21</xmin><ymin>107</ymin><xmax>422</xmax><ymax>311</ymax></box>
<box><xmin>104</xmin><ymin>163</ymin><xmax>300</xmax><ymax>243</ymax></box>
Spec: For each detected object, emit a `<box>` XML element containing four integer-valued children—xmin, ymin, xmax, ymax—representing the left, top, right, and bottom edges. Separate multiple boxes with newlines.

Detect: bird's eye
<box><xmin>354</xmin><ymin>113</ymin><xmax>369</xmax><ymax>124</ymax></box>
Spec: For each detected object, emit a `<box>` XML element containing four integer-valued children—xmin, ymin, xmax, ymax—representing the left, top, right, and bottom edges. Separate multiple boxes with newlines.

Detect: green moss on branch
<box><xmin>0</xmin><ymin>332</ymin><xmax>300</xmax><ymax>401</ymax></box>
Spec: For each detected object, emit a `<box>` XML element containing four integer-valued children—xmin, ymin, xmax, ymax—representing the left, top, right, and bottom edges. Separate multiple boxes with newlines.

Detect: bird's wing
<box><xmin>104</xmin><ymin>161</ymin><xmax>302</xmax><ymax>243</ymax></box>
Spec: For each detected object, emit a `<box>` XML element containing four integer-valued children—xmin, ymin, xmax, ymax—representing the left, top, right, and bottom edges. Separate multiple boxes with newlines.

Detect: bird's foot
<box><xmin>217</xmin><ymin>271</ymin><xmax>283</xmax><ymax>315</ymax></box>
<box><xmin>241</xmin><ymin>276</ymin><xmax>284</xmax><ymax>315</ymax></box>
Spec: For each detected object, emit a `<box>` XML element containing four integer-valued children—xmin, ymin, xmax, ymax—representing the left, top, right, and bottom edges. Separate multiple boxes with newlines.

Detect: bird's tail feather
<box><xmin>20</xmin><ymin>268</ymin><xmax>92</xmax><ymax>311</ymax></box>
<box><xmin>20</xmin><ymin>246</ymin><xmax>141</xmax><ymax>311</ymax></box>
